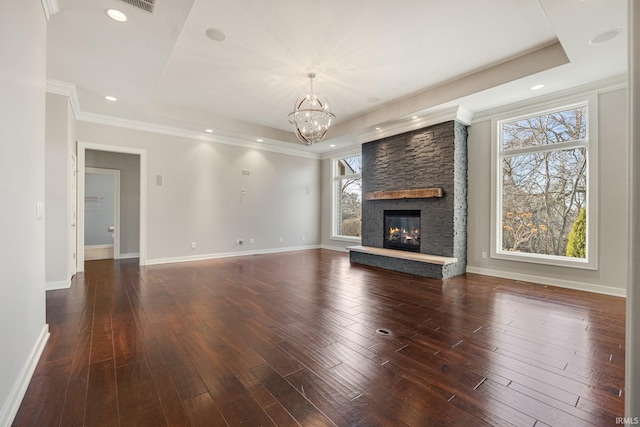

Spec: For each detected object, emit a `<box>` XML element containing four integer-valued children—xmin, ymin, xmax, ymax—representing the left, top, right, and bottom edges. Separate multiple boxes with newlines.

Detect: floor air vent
<box><xmin>119</xmin><ymin>0</ymin><xmax>155</xmax><ymax>13</ymax></box>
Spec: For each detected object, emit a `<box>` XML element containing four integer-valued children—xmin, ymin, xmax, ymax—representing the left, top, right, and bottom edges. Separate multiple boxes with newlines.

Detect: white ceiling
<box><xmin>46</xmin><ymin>0</ymin><xmax>627</xmax><ymax>155</ymax></box>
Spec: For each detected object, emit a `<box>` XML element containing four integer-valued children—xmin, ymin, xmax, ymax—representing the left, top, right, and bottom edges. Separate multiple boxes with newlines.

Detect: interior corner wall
<box><xmin>76</xmin><ymin>121</ymin><xmax>321</xmax><ymax>263</ymax></box>
<box><xmin>45</xmin><ymin>93</ymin><xmax>75</xmax><ymax>288</ymax></box>
<box><xmin>85</xmin><ymin>150</ymin><xmax>140</xmax><ymax>256</ymax></box>
<box><xmin>466</xmin><ymin>88</ymin><xmax>629</xmax><ymax>296</ymax></box>
<box><xmin>0</xmin><ymin>0</ymin><xmax>49</xmax><ymax>424</ymax></box>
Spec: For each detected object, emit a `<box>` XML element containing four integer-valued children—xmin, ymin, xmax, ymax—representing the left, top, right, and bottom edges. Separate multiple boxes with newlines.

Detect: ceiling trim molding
<box><xmin>320</xmin><ymin>145</ymin><xmax>363</xmax><ymax>161</ymax></box>
<box><xmin>46</xmin><ymin>79</ymin><xmax>81</xmax><ymax>118</ymax></box>
<box><xmin>471</xmin><ymin>75</ymin><xmax>627</xmax><ymax>123</ymax></box>
<box><xmin>330</xmin><ymin>40</ymin><xmax>569</xmax><ymax>140</ymax></box>
<box><xmin>41</xmin><ymin>0</ymin><xmax>60</xmax><ymax>21</ymax></box>
<box><xmin>78</xmin><ymin>111</ymin><xmax>321</xmax><ymax>160</ymax></box>
<box><xmin>354</xmin><ymin>105</ymin><xmax>474</xmax><ymax>144</ymax></box>
<box><xmin>45</xmin><ymin>79</ymin><xmax>320</xmax><ymax>160</ymax></box>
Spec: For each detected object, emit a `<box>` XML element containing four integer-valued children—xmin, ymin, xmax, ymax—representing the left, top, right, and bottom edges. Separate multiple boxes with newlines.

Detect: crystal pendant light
<box><xmin>287</xmin><ymin>73</ymin><xmax>335</xmax><ymax>145</ymax></box>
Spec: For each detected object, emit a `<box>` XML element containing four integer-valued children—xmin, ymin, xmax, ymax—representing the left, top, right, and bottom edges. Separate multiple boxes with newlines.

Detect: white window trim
<box><xmin>490</xmin><ymin>93</ymin><xmax>599</xmax><ymax>270</ymax></box>
<box><xmin>331</xmin><ymin>150</ymin><xmax>362</xmax><ymax>242</ymax></box>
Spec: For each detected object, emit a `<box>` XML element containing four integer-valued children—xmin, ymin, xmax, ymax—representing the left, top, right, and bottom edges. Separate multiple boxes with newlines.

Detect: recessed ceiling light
<box><xmin>205</xmin><ymin>129</ymin><xmax>213</xmax><ymax>133</ymax></box>
<box><xmin>589</xmin><ymin>29</ymin><xmax>621</xmax><ymax>45</ymax></box>
<box><xmin>257</xmin><ymin>139</ymin><xmax>263</xmax><ymax>142</ymax></box>
<box><xmin>531</xmin><ymin>84</ymin><xmax>545</xmax><ymax>91</ymax></box>
<box><xmin>105</xmin><ymin>9</ymin><xmax>127</xmax><ymax>22</ymax></box>
<box><xmin>104</xmin><ymin>95</ymin><xmax>117</xmax><ymax>102</ymax></box>
<box><xmin>329</xmin><ymin>144</ymin><xmax>336</xmax><ymax>147</ymax></box>
<box><xmin>205</xmin><ymin>28</ymin><xmax>226</xmax><ymax>42</ymax></box>
<box><xmin>412</xmin><ymin>116</ymin><xmax>418</xmax><ymax>119</ymax></box>
<box><xmin>375</xmin><ymin>127</ymin><xmax>381</xmax><ymax>131</ymax></box>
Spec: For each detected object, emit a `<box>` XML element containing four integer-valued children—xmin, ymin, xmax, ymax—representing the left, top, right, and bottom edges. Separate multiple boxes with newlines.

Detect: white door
<box><xmin>84</xmin><ymin>168</ymin><xmax>120</xmax><ymax>261</ymax></box>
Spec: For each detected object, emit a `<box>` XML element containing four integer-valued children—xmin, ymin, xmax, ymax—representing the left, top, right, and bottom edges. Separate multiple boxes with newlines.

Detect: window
<box><xmin>333</xmin><ymin>153</ymin><xmax>362</xmax><ymax>240</ymax></box>
<box><xmin>491</xmin><ymin>96</ymin><xmax>598</xmax><ymax>269</ymax></box>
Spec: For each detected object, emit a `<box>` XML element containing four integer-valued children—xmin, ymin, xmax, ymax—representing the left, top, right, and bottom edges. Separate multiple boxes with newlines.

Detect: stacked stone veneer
<box><xmin>351</xmin><ymin>120</ymin><xmax>468</xmax><ymax>279</ymax></box>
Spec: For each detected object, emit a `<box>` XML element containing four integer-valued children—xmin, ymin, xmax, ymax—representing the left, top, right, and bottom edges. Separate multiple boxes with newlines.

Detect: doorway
<box><xmin>77</xmin><ymin>142</ymin><xmax>147</xmax><ymax>272</ymax></box>
<box><xmin>84</xmin><ymin>167</ymin><xmax>120</xmax><ymax>261</ymax></box>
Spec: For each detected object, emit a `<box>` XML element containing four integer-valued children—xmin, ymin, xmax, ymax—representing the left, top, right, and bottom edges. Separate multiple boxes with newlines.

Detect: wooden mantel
<box><xmin>364</xmin><ymin>188</ymin><xmax>443</xmax><ymax>201</ymax></box>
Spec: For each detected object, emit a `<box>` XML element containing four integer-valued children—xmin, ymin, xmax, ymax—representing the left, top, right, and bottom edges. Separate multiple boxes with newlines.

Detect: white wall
<box><xmin>45</xmin><ymin>93</ymin><xmax>75</xmax><ymax>289</ymax></box>
<box><xmin>0</xmin><ymin>0</ymin><xmax>49</xmax><ymax>425</ymax></box>
<box><xmin>77</xmin><ymin>121</ymin><xmax>321</xmax><ymax>263</ymax></box>
<box><xmin>467</xmin><ymin>87</ymin><xmax>628</xmax><ymax>296</ymax></box>
<box><xmin>85</xmin><ymin>150</ymin><xmax>140</xmax><ymax>256</ymax></box>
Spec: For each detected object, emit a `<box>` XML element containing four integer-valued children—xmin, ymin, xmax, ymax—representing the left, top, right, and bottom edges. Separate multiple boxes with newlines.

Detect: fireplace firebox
<box><xmin>383</xmin><ymin>210</ymin><xmax>421</xmax><ymax>252</ymax></box>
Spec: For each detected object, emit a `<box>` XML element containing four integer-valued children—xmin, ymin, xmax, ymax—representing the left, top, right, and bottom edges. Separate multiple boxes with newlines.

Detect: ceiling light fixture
<box><xmin>256</xmin><ymin>139</ymin><xmax>263</xmax><ymax>142</ymax></box>
<box><xmin>105</xmin><ymin>8</ymin><xmax>127</xmax><ymax>22</ymax></box>
<box><xmin>531</xmin><ymin>84</ymin><xmax>545</xmax><ymax>90</ymax></box>
<box><xmin>287</xmin><ymin>73</ymin><xmax>335</xmax><ymax>145</ymax></box>
<box><xmin>104</xmin><ymin>95</ymin><xmax>117</xmax><ymax>102</ymax></box>
<box><xmin>205</xmin><ymin>129</ymin><xmax>213</xmax><ymax>133</ymax></box>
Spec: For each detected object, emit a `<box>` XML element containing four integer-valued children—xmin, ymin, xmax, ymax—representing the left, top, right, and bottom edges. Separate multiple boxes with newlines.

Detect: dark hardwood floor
<box><xmin>14</xmin><ymin>249</ymin><xmax>625</xmax><ymax>426</ymax></box>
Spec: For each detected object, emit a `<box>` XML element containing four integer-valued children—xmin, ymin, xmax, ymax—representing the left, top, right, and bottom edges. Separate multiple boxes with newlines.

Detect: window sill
<box><xmin>492</xmin><ymin>250</ymin><xmax>597</xmax><ymax>270</ymax></box>
<box><xmin>331</xmin><ymin>235</ymin><xmax>362</xmax><ymax>243</ymax></box>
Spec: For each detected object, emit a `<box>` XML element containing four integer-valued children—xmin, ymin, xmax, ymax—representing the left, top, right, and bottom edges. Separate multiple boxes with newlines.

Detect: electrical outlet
<box><xmin>279</xmin><ymin>237</ymin><xmax>284</xmax><ymax>243</ymax></box>
<box><xmin>237</xmin><ymin>239</ymin><xmax>244</xmax><ymax>245</ymax></box>
<box><xmin>249</xmin><ymin>238</ymin><xmax>255</xmax><ymax>244</ymax></box>
<box><xmin>191</xmin><ymin>242</ymin><xmax>196</xmax><ymax>249</ymax></box>
<box><xmin>302</xmin><ymin>234</ymin><xmax>305</xmax><ymax>241</ymax></box>
<box><xmin>481</xmin><ymin>251</ymin><xmax>487</xmax><ymax>259</ymax></box>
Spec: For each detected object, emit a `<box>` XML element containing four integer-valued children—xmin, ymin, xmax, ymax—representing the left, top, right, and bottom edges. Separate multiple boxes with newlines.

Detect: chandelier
<box><xmin>287</xmin><ymin>73</ymin><xmax>335</xmax><ymax>145</ymax></box>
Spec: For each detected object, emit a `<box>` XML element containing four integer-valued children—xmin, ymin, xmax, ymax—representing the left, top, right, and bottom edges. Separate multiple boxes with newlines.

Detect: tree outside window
<box><xmin>334</xmin><ymin>154</ymin><xmax>362</xmax><ymax>238</ymax></box>
<box><xmin>496</xmin><ymin>103</ymin><xmax>594</xmax><ymax>264</ymax></box>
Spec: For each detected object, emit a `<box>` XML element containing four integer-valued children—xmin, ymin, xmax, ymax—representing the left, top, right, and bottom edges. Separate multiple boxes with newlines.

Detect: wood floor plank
<box><xmin>14</xmin><ymin>251</ymin><xmax>625</xmax><ymax>426</ymax></box>
<box><xmin>84</xmin><ymin>359</ymin><xmax>119</xmax><ymax>427</ymax></box>
<box><xmin>182</xmin><ymin>392</ymin><xmax>227</xmax><ymax>426</ymax></box>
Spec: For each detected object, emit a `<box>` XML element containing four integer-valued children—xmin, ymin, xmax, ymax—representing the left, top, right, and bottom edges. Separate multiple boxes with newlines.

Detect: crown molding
<box><xmin>46</xmin><ymin>79</ymin><xmax>81</xmax><ymax>118</ymax></box>
<box><xmin>471</xmin><ymin>75</ymin><xmax>627</xmax><ymax>123</ymax></box>
<box><xmin>354</xmin><ymin>105</ymin><xmax>474</xmax><ymax>144</ymax></box>
<box><xmin>41</xmin><ymin>0</ymin><xmax>59</xmax><ymax>21</ymax></box>
<box><xmin>45</xmin><ymin>79</ymin><xmax>320</xmax><ymax>160</ymax></box>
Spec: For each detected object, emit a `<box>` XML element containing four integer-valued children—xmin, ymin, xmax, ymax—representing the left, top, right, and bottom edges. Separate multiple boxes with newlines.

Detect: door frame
<box><xmin>69</xmin><ymin>152</ymin><xmax>77</xmax><ymax>278</ymax></box>
<box><xmin>77</xmin><ymin>142</ymin><xmax>147</xmax><ymax>272</ymax></box>
<box><xmin>85</xmin><ymin>167</ymin><xmax>121</xmax><ymax>260</ymax></box>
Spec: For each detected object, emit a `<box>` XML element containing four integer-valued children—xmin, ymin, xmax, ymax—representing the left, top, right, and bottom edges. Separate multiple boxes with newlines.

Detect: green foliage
<box><xmin>566</xmin><ymin>208</ymin><xmax>587</xmax><ymax>258</ymax></box>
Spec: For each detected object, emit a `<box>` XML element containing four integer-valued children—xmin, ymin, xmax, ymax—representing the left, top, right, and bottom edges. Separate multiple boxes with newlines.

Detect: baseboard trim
<box><xmin>466</xmin><ymin>266</ymin><xmax>627</xmax><ymax>297</ymax></box>
<box><xmin>119</xmin><ymin>252</ymin><xmax>140</xmax><ymax>260</ymax></box>
<box><xmin>320</xmin><ymin>245</ymin><xmax>350</xmax><ymax>253</ymax></box>
<box><xmin>145</xmin><ymin>245</ymin><xmax>322</xmax><ymax>266</ymax></box>
<box><xmin>46</xmin><ymin>279</ymin><xmax>70</xmax><ymax>291</ymax></box>
<box><xmin>0</xmin><ymin>324</ymin><xmax>50</xmax><ymax>427</ymax></box>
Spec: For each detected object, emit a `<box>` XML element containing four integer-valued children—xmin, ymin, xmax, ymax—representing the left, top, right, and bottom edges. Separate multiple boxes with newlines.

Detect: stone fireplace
<box><xmin>349</xmin><ymin>120</ymin><xmax>468</xmax><ymax>279</ymax></box>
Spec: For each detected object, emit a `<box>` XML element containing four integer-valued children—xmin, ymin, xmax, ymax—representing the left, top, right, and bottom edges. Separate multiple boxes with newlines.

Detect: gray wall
<box><xmin>86</xmin><ymin>150</ymin><xmax>141</xmax><ymax>256</ymax></box>
<box><xmin>78</xmin><ymin>122</ymin><xmax>321</xmax><ymax>262</ymax></box>
<box><xmin>0</xmin><ymin>1</ymin><xmax>47</xmax><ymax>424</ymax></box>
<box><xmin>467</xmin><ymin>88</ymin><xmax>629</xmax><ymax>295</ymax></box>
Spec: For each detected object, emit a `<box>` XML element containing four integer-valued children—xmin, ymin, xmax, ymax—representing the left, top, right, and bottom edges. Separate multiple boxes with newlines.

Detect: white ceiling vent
<box><xmin>119</xmin><ymin>0</ymin><xmax>155</xmax><ymax>13</ymax></box>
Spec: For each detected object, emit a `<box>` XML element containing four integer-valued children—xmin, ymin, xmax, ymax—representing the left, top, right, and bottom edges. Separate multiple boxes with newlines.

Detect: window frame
<box><xmin>490</xmin><ymin>94</ymin><xmax>598</xmax><ymax>270</ymax></box>
<box><xmin>331</xmin><ymin>150</ymin><xmax>363</xmax><ymax>242</ymax></box>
